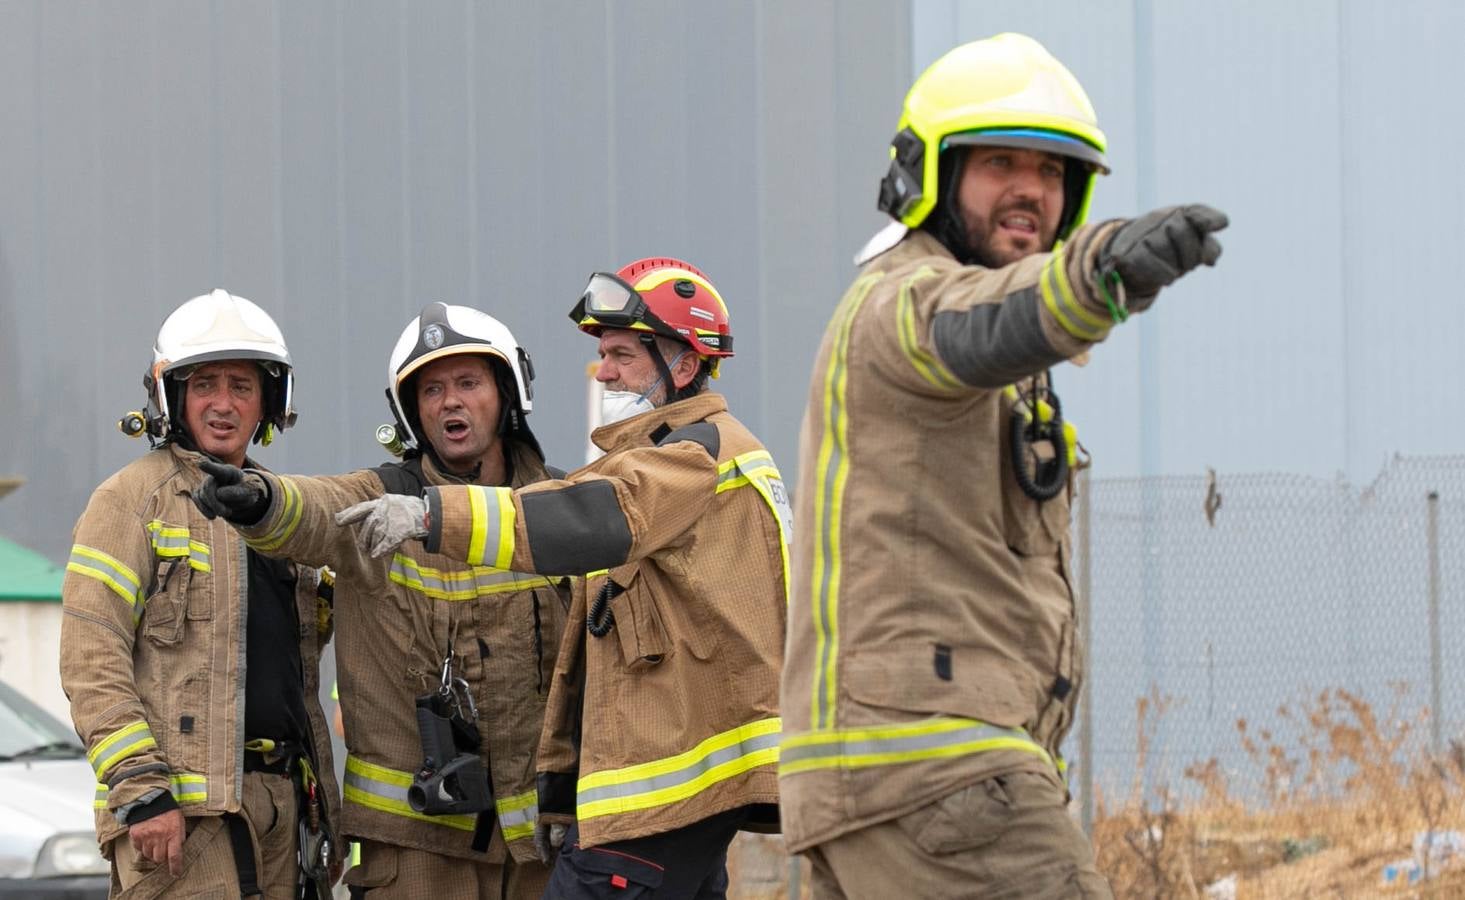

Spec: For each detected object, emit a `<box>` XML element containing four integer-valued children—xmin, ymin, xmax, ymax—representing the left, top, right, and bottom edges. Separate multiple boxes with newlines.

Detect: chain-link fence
<box><xmin>1073</xmin><ymin>455</ymin><xmax>1465</xmax><ymax>896</ymax></box>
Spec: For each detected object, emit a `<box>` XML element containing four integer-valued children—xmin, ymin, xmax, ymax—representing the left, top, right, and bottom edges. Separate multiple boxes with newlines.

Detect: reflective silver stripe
<box><xmin>94</xmin><ymin>773</ymin><xmax>209</xmax><ymax>808</ymax></box>
<box><xmin>779</xmin><ymin>718</ymin><xmax>1052</xmax><ymax>775</ymax></box>
<box><xmin>343</xmin><ymin>756</ymin><xmax>478</xmax><ymax>831</ymax></box>
<box><xmin>495</xmin><ymin>791</ymin><xmax>538</xmax><ymax>841</ymax></box>
<box><xmin>66</xmin><ymin>546</ymin><xmax>144</xmax><ymax>611</ymax></box>
<box><xmin>576</xmin><ymin>724</ymin><xmax>781</xmax><ymax>808</ymax></box>
<box><xmin>715</xmin><ymin>453</ymin><xmax>778</xmax><ymax>489</ymax></box>
<box><xmin>146</xmin><ymin>523</ymin><xmax>212</xmax><ymax>571</ymax></box>
<box><xmin>388</xmin><ymin>554</ymin><xmax>549</xmax><ymax>601</ymax></box>
<box><xmin>467</xmin><ymin>485</ymin><xmax>508</xmax><ymax>568</ymax></box>
<box><xmin>88</xmin><ymin>723</ymin><xmax>156</xmax><ymax>778</ymax></box>
<box><xmin>148</xmin><ymin>532</ymin><xmax>189</xmax><ymax>553</ymax></box>
<box><xmin>344</xmin><ymin>766</ymin><xmax>412</xmax><ymax>807</ymax></box>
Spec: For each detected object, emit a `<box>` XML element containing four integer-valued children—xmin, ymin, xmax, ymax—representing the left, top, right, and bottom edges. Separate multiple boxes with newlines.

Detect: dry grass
<box><xmin>1094</xmin><ymin>685</ymin><xmax>1465</xmax><ymax>898</ymax></box>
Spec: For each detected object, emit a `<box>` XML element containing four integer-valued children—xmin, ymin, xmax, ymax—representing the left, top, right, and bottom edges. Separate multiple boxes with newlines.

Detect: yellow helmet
<box><xmin>878</xmin><ymin>33</ymin><xmax>1109</xmax><ymax>240</ymax></box>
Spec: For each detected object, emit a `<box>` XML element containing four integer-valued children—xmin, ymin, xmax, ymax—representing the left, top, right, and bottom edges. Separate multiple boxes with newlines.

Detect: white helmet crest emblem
<box><xmin>422</xmin><ymin>324</ymin><xmax>445</xmax><ymax>349</ymax></box>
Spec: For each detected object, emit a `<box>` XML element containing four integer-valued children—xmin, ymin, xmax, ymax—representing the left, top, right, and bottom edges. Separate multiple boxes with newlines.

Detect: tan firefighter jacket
<box><xmin>237</xmin><ymin>440</ymin><xmax>565</xmax><ymax>864</ymax></box>
<box><xmin>60</xmin><ymin>444</ymin><xmax>341</xmax><ymax>859</ymax></box>
<box><xmin>778</xmin><ymin>222</ymin><xmax>1128</xmax><ymax>852</ymax></box>
<box><xmin>419</xmin><ymin>392</ymin><xmax>790</xmax><ymax>848</ymax></box>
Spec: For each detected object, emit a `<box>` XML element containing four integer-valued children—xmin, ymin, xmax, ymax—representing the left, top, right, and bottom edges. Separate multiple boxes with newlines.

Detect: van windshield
<box><xmin>0</xmin><ymin>679</ymin><xmax>83</xmax><ymax>759</ymax></box>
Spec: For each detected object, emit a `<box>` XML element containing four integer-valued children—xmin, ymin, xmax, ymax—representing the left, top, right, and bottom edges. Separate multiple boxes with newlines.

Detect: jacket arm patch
<box><xmin>932</xmin><ymin>286</ymin><xmax>1067</xmax><ymax>388</ymax></box>
<box><xmin>521</xmin><ymin>481</ymin><xmax>632</xmax><ymax>574</ymax></box>
<box><xmin>537</xmin><ymin>770</ymin><xmax>578</xmax><ymax>818</ymax></box>
<box><xmin>655</xmin><ymin>421</ymin><xmax>720</xmax><ymax>458</ymax></box>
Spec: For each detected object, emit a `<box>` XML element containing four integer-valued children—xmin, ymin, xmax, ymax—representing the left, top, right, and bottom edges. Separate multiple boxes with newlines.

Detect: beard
<box><xmin>960</xmin><ymin>199</ymin><xmax>1056</xmax><ymax>269</ymax></box>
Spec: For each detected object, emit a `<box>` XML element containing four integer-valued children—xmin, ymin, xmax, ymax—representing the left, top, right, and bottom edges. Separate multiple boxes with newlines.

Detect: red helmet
<box><xmin>569</xmin><ymin>258</ymin><xmax>734</xmax><ymax>368</ymax></box>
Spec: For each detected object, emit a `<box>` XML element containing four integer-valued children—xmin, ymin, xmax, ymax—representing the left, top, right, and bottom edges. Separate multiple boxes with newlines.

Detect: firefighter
<box><xmin>60</xmin><ymin>289</ymin><xmax>343</xmax><ymax>898</ymax></box>
<box><xmin>337</xmin><ymin>258</ymin><xmax>789</xmax><ymax>898</ymax></box>
<box><xmin>778</xmin><ymin>33</ymin><xmax>1228</xmax><ymax>898</ymax></box>
<box><xmin>192</xmin><ymin>303</ymin><xmax>563</xmax><ymax>899</ymax></box>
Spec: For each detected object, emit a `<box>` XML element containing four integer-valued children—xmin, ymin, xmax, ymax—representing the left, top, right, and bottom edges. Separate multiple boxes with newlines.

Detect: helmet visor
<box><xmin>944</xmin><ymin>127</ymin><xmax>1109</xmax><ymax>174</ymax></box>
<box><xmin>569</xmin><ymin>273</ymin><xmax>686</xmax><ymax>344</ymax></box>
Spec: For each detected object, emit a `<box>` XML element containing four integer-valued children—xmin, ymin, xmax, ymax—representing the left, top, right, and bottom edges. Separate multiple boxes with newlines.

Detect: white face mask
<box><xmin>599</xmin><ymin>349</ymin><xmax>689</xmax><ymax>426</ymax></box>
<box><xmin>600</xmin><ymin>390</ymin><xmax>657</xmax><ymax>426</ymax></box>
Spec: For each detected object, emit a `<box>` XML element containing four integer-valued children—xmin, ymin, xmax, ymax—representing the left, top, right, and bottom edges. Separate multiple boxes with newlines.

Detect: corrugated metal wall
<box><xmin>0</xmin><ymin>0</ymin><xmax>911</xmax><ymax>563</ymax></box>
<box><xmin>916</xmin><ymin>0</ymin><xmax>1465</xmax><ymax>486</ymax></box>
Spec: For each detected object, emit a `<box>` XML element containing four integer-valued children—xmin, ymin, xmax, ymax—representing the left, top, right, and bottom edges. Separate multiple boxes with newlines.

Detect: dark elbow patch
<box><xmin>521</xmin><ymin>481</ymin><xmax>633</xmax><ymax>574</ymax></box>
<box><xmin>656</xmin><ymin>421</ymin><xmax>719</xmax><ymax>458</ymax></box>
<box><xmin>932</xmin><ymin>287</ymin><xmax>1065</xmax><ymax>388</ymax></box>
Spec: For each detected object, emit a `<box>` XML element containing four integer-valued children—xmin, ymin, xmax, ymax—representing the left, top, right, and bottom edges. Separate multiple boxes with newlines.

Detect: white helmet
<box><xmin>385</xmin><ymin>302</ymin><xmax>540</xmax><ymax>460</ymax></box>
<box><xmin>140</xmin><ymin>289</ymin><xmax>296</xmax><ymax>447</ymax></box>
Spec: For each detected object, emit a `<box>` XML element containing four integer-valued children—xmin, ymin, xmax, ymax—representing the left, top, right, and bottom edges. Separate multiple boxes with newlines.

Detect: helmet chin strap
<box><xmin>638</xmin><ymin>334</ymin><xmax>689</xmax><ymax>405</ymax></box>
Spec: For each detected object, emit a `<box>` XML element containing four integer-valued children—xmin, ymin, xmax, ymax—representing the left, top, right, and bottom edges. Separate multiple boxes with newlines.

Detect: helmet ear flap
<box><xmin>1057</xmin><ymin>162</ymin><xmax>1092</xmax><ymax>240</ymax></box>
<box><xmin>517</xmin><ymin>346</ymin><xmax>535</xmax><ymax>404</ymax></box>
<box><xmin>877</xmin><ymin>127</ymin><xmax>926</xmax><ymax>222</ymax></box>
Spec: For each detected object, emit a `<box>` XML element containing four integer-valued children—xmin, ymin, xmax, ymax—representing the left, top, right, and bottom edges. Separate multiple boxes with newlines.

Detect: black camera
<box><xmin>407</xmin><ymin>690</ymin><xmax>492</xmax><ymax>816</ymax></box>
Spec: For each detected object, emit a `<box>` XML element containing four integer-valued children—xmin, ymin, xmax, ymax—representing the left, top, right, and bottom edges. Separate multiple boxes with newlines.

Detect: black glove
<box><xmin>1097</xmin><ymin>204</ymin><xmax>1228</xmax><ymax>311</ymax></box>
<box><xmin>193</xmin><ymin>459</ymin><xmax>270</xmax><ymax>525</ymax></box>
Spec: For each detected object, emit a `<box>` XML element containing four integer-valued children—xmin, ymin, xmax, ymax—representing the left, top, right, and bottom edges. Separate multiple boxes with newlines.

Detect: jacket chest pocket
<box><xmin>141</xmin><ymin>542</ymin><xmax>215</xmax><ymax>645</ymax></box>
<box><xmin>601</xmin><ymin>566</ymin><xmax>669</xmax><ymax>672</ymax></box>
<box><xmin>142</xmin><ymin>560</ymin><xmax>191</xmax><ymax>645</ymax></box>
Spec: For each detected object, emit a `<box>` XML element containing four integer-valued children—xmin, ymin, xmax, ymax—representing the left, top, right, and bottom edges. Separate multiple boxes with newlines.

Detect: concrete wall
<box><xmin>0</xmin><ymin>603</ymin><xmax>67</xmax><ymax>721</ymax></box>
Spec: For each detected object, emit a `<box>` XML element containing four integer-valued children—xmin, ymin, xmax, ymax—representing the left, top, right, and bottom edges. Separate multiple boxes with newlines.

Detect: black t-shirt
<box><xmin>244</xmin><ymin>549</ymin><xmax>310</xmax><ymax>744</ymax></box>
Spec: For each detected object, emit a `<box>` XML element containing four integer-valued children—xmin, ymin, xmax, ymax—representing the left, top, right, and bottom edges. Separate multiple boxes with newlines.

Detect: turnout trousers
<box><xmin>806</xmin><ymin>772</ymin><xmax>1113</xmax><ymax>900</ymax></box>
<box><xmin>543</xmin><ymin>806</ymin><xmax>752</xmax><ymax>899</ymax></box>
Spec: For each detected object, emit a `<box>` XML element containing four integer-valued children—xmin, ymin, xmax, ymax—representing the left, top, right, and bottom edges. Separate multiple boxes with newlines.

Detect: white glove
<box><xmin>335</xmin><ymin>494</ymin><xmax>429</xmax><ymax>558</ymax></box>
<box><xmin>533</xmin><ymin>821</ymin><xmax>568</xmax><ymax>866</ymax></box>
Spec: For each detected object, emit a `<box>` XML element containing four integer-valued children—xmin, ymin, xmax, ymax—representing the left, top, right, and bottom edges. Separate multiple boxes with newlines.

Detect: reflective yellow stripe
<box><xmin>146</xmin><ymin>521</ymin><xmax>214</xmax><ymax>572</ymax></box>
<box><xmin>576</xmin><ymin>718</ymin><xmax>780</xmax><ymax>821</ymax></box>
<box><xmin>342</xmin><ymin>755</ymin><xmax>477</xmax><ymax>831</ymax></box>
<box><xmin>811</xmin><ymin>273</ymin><xmax>878</xmax><ymax>730</ymax></box>
<box><xmin>467</xmin><ymin>485</ymin><xmax>489</xmax><ymax>565</ymax></box>
<box><xmin>895</xmin><ymin>269</ymin><xmax>963</xmax><ymax>391</ymax></box>
<box><xmin>342</xmin><ymin>758</ymin><xmax>535</xmax><ymax>844</ymax></box>
<box><xmin>779</xmin><ymin>717</ymin><xmax>1053</xmax><ymax>776</ymax></box>
<box><xmin>465</xmin><ymin>486</ymin><xmax>516</xmax><ymax>569</ymax></box>
<box><xmin>248</xmin><ymin>477</ymin><xmax>303</xmax><ymax>552</ymax></box>
<box><xmin>629</xmin><ymin>269</ymin><xmax>729</xmax><ymax>318</ymax></box>
<box><xmin>1040</xmin><ymin>250</ymin><xmax>1107</xmax><ymax>341</ymax></box>
<box><xmin>93</xmin><ymin>772</ymin><xmax>208</xmax><ymax>808</ymax></box>
<box><xmin>88</xmin><ymin>721</ymin><xmax>156</xmax><ymax>778</ymax></box>
<box><xmin>67</xmin><ymin>545</ymin><xmax>144</xmax><ymax>612</ymax></box>
<box><xmin>186</xmin><ymin>541</ymin><xmax>212</xmax><ymax>572</ymax></box>
<box><xmin>388</xmin><ymin>554</ymin><xmax>552</xmax><ymax>601</ymax></box>
<box><xmin>495</xmin><ymin>790</ymin><xmax>539</xmax><ymax>842</ymax></box>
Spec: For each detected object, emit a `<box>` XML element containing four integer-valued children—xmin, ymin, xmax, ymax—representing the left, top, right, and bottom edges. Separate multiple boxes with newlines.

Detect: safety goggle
<box><xmin>568</xmin><ymin>272</ymin><xmax>687</xmax><ymax>344</ymax></box>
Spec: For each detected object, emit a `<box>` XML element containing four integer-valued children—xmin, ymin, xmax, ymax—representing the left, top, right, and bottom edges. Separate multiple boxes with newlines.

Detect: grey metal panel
<box><xmin>757</xmin><ymin>0</ymin><xmax>911</xmax><ymax>474</ymax></box>
<box><xmin>1338</xmin><ymin>1</ymin><xmax>1465</xmax><ymax>478</ymax></box>
<box><xmin>923</xmin><ymin>1</ymin><xmax>1360</xmax><ymax>481</ymax></box>
<box><xmin>0</xmin><ymin>1</ymin><xmax>46</xmax><ymax>547</ymax></box>
<box><xmin>0</xmin><ymin>1</ymin><xmax>912</xmax><ymax>561</ymax></box>
<box><xmin>277</xmin><ymin>0</ymin><xmax>348</xmax><ymax>475</ymax></box>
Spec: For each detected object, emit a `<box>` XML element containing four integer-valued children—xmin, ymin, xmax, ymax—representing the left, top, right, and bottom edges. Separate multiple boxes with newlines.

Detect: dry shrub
<box><xmin>1094</xmin><ymin>684</ymin><xmax>1465</xmax><ymax>898</ymax></box>
<box><xmin>1093</xmin><ymin>687</ymin><xmax>1207</xmax><ymax>899</ymax></box>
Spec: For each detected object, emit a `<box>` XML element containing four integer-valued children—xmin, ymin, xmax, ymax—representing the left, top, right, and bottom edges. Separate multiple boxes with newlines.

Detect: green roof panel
<box><xmin>0</xmin><ymin>536</ymin><xmax>64</xmax><ymax>602</ymax></box>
